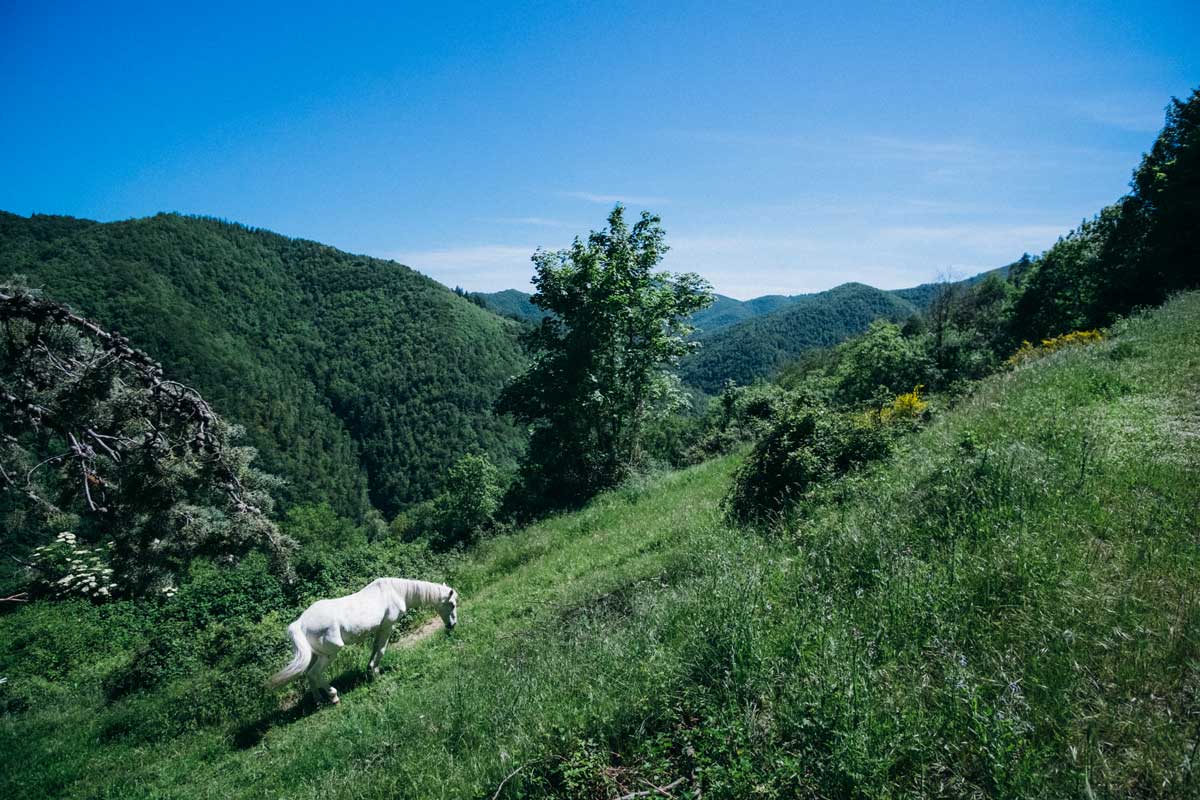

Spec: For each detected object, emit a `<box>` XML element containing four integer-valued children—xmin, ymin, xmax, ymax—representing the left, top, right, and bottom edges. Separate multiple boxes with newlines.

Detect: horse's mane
<box><xmin>387</xmin><ymin>578</ymin><xmax>448</xmax><ymax>607</ymax></box>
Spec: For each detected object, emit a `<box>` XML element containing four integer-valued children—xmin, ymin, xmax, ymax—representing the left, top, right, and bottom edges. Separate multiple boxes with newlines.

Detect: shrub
<box><xmin>724</xmin><ymin>400</ymin><xmax>892</xmax><ymax>523</ymax></box>
<box><xmin>879</xmin><ymin>384</ymin><xmax>929</xmax><ymax>424</ymax></box>
<box><xmin>833</xmin><ymin>320</ymin><xmax>932</xmax><ymax>405</ymax></box>
<box><xmin>430</xmin><ymin>454</ymin><xmax>501</xmax><ymax>547</ymax></box>
<box><xmin>163</xmin><ymin>553</ymin><xmax>288</xmax><ymax>629</ymax></box>
<box><xmin>293</xmin><ymin>538</ymin><xmax>443</xmax><ymax>603</ymax></box>
<box><xmin>1006</xmin><ymin>329</ymin><xmax>1104</xmax><ymax>366</ymax></box>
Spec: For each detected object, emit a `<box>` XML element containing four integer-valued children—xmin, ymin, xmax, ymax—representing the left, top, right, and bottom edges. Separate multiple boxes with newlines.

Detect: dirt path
<box><xmin>397</xmin><ymin>615</ymin><xmax>444</xmax><ymax>647</ymax></box>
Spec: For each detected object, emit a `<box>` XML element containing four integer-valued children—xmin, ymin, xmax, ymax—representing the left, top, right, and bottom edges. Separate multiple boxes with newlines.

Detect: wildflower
<box><xmin>1007</xmin><ymin>329</ymin><xmax>1103</xmax><ymax>366</ymax></box>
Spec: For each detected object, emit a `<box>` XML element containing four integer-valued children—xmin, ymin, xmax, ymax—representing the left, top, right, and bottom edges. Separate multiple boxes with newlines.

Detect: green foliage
<box><xmin>1010</xmin><ymin>207</ymin><xmax>1121</xmax><ymax>337</ymax></box>
<box><xmin>1</xmin><ymin>284</ymin><xmax>291</xmax><ymax>594</ymax></box>
<box><xmin>1012</xmin><ymin>89</ymin><xmax>1200</xmax><ymax>339</ymax></box>
<box><xmin>0</xmin><ymin>211</ymin><xmax>529</xmax><ymax>518</ymax></box>
<box><xmin>3</xmin><ymin>294</ymin><xmax>1197</xmax><ymax>799</ymax></box>
<box><xmin>281</xmin><ymin>502</ymin><xmax>366</xmax><ymax>559</ymax></box>
<box><xmin>724</xmin><ymin>398</ymin><xmax>893</xmax><ymax>522</ymax></box>
<box><xmin>832</xmin><ymin>319</ymin><xmax>932</xmax><ymax>405</ymax></box>
<box><xmin>924</xmin><ymin>271</ymin><xmax>1018</xmax><ymax>382</ymax></box>
<box><xmin>499</xmin><ymin>206</ymin><xmax>713</xmax><ymax>511</ymax></box>
<box><xmin>430</xmin><ymin>453</ymin><xmax>502</xmax><ymax>547</ymax></box>
<box><xmin>26</xmin><ymin>532</ymin><xmax>119</xmax><ymax>600</ymax></box>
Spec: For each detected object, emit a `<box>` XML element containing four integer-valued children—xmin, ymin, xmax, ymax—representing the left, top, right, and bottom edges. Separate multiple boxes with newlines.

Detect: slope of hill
<box><xmin>470</xmin><ymin>288</ymin><xmax>548</xmax><ymax>323</ymax></box>
<box><xmin>3</xmin><ymin>292</ymin><xmax>1196</xmax><ymax>799</ymax></box>
<box><xmin>679</xmin><ymin>281</ymin><xmax>920</xmax><ymax>392</ymax></box>
<box><xmin>0</xmin><ymin>211</ymin><xmax>528</xmax><ymax>517</ymax></box>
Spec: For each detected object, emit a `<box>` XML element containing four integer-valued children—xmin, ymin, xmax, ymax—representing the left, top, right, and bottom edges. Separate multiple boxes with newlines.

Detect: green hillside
<box><xmin>5</xmin><ymin>290</ymin><xmax>1196</xmax><ymax>799</ymax></box>
<box><xmin>679</xmin><ymin>282</ymin><xmax>920</xmax><ymax>392</ymax></box>
<box><xmin>470</xmin><ymin>288</ymin><xmax>549</xmax><ymax>323</ymax></box>
<box><xmin>0</xmin><ymin>211</ymin><xmax>527</xmax><ymax>517</ymax></box>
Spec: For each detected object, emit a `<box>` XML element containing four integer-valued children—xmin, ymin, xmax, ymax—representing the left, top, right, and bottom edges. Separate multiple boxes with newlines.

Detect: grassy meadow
<box><xmin>3</xmin><ymin>293</ymin><xmax>1199</xmax><ymax>798</ymax></box>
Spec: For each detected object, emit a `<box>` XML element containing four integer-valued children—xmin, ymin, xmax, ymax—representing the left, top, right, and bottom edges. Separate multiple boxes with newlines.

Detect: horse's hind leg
<box><xmin>307</xmin><ymin>653</ymin><xmax>338</xmax><ymax>705</ymax></box>
<box><xmin>304</xmin><ymin>657</ymin><xmax>322</xmax><ymax>703</ymax></box>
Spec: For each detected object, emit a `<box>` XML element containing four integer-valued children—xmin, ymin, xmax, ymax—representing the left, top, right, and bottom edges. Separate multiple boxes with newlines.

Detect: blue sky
<box><xmin>2</xmin><ymin>1</ymin><xmax>1196</xmax><ymax>298</ymax></box>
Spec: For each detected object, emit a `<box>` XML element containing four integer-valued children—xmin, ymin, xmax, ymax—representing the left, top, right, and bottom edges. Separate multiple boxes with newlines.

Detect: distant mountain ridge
<box><xmin>474</xmin><ymin>266</ymin><xmax>1007</xmax><ymax>334</ymax></box>
<box><xmin>0</xmin><ymin>211</ymin><xmax>528</xmax><ymax>517</ymax></box>
<box><xmin>474</xmin><ymin>266</ymin><xmax>1010</xmax><ymax>393</ymax></box>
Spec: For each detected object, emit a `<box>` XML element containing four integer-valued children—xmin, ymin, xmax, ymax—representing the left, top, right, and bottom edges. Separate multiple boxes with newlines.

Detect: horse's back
<box><xmin>298</xmin><ymin>581</ymin><xmax>391</xmax><ymax>647</ymax></box>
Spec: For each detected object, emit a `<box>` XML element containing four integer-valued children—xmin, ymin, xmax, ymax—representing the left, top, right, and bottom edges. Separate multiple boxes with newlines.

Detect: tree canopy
<box><xmin>1</xmin><ymin>285</ymin><xmax>291</xmax><ymax>594</ymax></box>
<box><xmin>499</xmin><ymin>206</ymin><xmax>712</xmax><ymax>511</ymax></box>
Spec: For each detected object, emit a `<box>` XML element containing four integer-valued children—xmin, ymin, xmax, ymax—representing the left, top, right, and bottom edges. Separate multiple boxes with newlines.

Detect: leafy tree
<box><xmin>431</xmin><ymin>453</ymin><xmax>501</xmax><ymax>546</ymax></box>
<box><xmin>1012</xmin><ymin>88</ymin><xmax>1199</xmax><ymax>339</ymax></box>
<box><xmin>1107</xmin><ymin>88</ymin><xmax>1200</xmax><ymax>312</ymax></box>
<box><xmin>1</xmin><ymin>285</ymin><xmax>292</xmax><ymax>595</ymax></box>
<box><xmin>1010</xmin><ymin>207</ymin><xmax>1121</xmax><ymax>338</ymax></box>
<box><xmin>833</xmin><ymin>320</ymin><xmax>931</xmax><ymax>406</ymax></box>
<box><xmin>499</xmin><ymin>206</ymin><xmax>712</xmax><ymax>511</ymax></box>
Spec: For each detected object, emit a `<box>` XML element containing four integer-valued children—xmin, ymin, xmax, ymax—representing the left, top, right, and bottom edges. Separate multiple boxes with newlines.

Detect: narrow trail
<box><xmin>397</xmin><ymin>615</ymin><xmax>445</xmax><ymax>647</ymax></box>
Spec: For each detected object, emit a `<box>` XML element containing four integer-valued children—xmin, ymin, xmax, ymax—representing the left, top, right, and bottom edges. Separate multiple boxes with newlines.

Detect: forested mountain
<box><xmin>470</xmin><ymin>288</ymin><xmax>548</xmax><ymax>323</ymax></box>
<box><xmin>678</xmin><ymin>282</ymin><xmax>919</xmax><ymax>392</ymax></box>
<box><xmin>0</xmin><ymin>212</ymin><xmax>528</xmax><ymax>517</ymax></box>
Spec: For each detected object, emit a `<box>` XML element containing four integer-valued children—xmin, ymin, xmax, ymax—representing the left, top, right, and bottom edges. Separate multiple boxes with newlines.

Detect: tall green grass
<box><xmin>2</xmin><ymin>294</ymin><xmax>1198</xmax><ymax>799</ymax></box>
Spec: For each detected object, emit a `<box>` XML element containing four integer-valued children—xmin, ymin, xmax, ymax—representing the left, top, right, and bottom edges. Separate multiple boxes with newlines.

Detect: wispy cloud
<box><xmin>878</xmin><ymin>223</ymin><xmax>1065</xmax><ymax>250</ymax></box>
<box><xmin>385</xmin><ymin>244</ymin><xmax>538</xmax><ymax>291</ymax></box>
<box><xmin>561</xmin><ymin>191</ymin><xmax>670</xmax><ymax>206</ymax></box>
<box><xmin>489</xmin><ymin>216</ymin><xmax>579</xmax><ymax>228</ymax></box>
<box><xmin>860</xmin><ymin>135</ymin><xmax>980</xmax><ymax>161</ymax></box>
<box><xmin>661</xmin><ymin>217</ymin><xmax>1071</xmax><ymax>299</ymax></box>
<box><xmin>1072</xmin><ymin>97</ymin><xmax>1165</xmax><ymax>133</ymax></box>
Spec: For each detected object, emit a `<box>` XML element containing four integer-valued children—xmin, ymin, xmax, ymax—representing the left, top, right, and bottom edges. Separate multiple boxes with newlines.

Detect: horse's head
<box><xmin>438</xmin><ymin>586</ymin><xmax>458</xmax><ymax>631</ymax></box>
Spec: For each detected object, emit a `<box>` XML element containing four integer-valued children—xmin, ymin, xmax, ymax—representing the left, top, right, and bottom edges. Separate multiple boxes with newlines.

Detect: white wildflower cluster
<box><xmin>31</xmin><ymin>532</ymin><xmax>119</xmax><ymax>601</ymax></box>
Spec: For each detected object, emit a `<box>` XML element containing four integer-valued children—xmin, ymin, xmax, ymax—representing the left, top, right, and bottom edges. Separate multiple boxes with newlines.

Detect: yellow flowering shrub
<box><xmin>880</xmin><ymin>385</ymin><xmax>928</xmax><ymax>423</ymax></box>
<box><xmin>1006</xmin><ymin>329</ymin><xmax>1103</xmax><ymax>366</ymax></box>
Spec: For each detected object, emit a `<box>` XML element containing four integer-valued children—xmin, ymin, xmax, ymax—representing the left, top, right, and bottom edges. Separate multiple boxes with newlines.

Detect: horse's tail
<box><xmin>267</xmin><ymin>620</ymin><xmax>312</xmax><ymax>688</ymax></box>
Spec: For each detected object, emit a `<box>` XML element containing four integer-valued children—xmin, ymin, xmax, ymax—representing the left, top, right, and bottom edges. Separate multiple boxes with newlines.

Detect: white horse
<box><xmin>267</xmin><ymin>578</ymin><xmax>458</xmax><ymax>704</ymax></box>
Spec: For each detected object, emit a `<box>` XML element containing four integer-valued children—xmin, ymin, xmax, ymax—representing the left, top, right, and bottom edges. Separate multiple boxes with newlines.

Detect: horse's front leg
<box><xmin>367</xmin><ymin>621</ymin><xmax>396</xmax><ymax>679</ymax></box>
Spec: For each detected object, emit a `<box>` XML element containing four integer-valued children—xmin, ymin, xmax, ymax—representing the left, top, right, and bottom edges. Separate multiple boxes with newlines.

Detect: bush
<box><xmin>724</xmin><ymin>400</ymin><xmax>892</xmax><ymax>523</ymax></box>
<box><xmin>162</xmin><ymin>553</ymin><xmax>288</xmax><ymax>629</ymax></box>
<box><xmin>431</xmin><ymin>454</ymin><xmax>501</xmax><ymax>547</ymax></box>
<box><xmin>1006</xmin><ymin>329</ymin><xmax>1104</xmax><ymax>366</ymax></box>
<box><xmin>833</xmin><ymin>320</ymin><xmax>932</xmax><ymax>406</ymax></box>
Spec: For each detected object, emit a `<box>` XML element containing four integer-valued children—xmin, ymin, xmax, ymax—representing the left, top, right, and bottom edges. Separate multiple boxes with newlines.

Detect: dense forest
<box><xmin>0</xmin><ymin>213</ymin><xmax>528</xmax><ymax>518</ymax></box>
